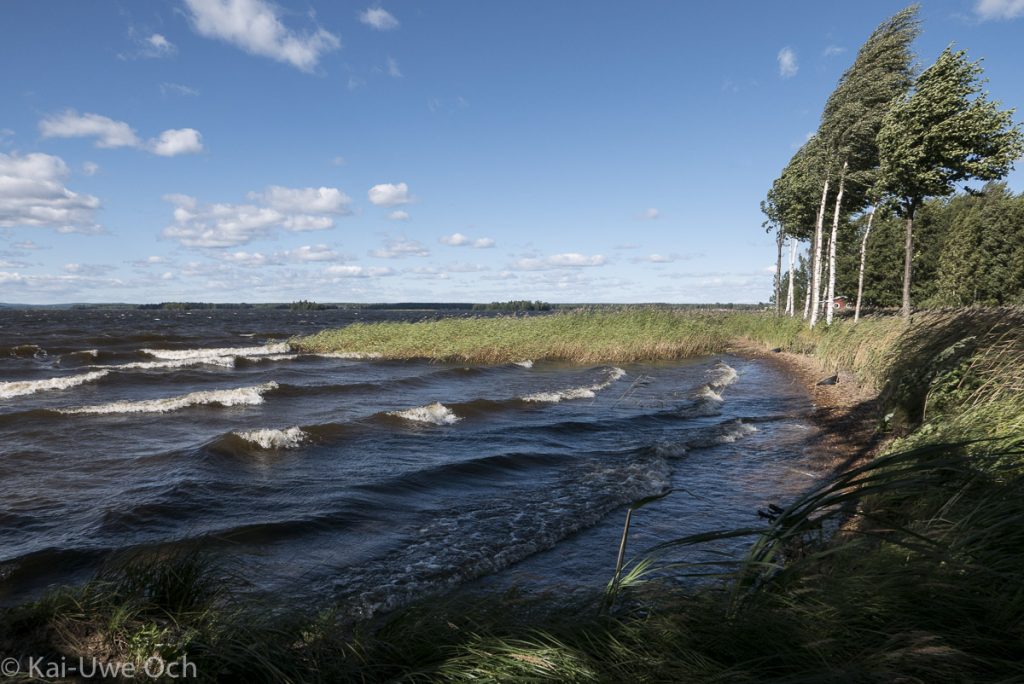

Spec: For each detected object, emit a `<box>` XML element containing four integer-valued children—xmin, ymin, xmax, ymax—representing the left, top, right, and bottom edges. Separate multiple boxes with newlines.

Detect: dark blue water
<box><xmin>0</xmin><ymin>309</ymin><xmax>822</xmax><ymax>615</ymax></box>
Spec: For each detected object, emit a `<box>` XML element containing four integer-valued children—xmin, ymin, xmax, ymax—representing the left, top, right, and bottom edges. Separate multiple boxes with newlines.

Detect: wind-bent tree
<box><xmin>877</xmin><ymin>46</ymin><xmax>1024</xmax><ymax>318</ymax></box>
<box><xmin>816</xmin><ymin>6</ymin><xmax>919</xmax><ymax>325</ymax></box>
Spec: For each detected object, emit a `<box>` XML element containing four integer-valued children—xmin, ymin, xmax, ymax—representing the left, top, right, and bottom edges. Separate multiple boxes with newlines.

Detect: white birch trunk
<box><xmin>803</xmin><ymin>245</ymin><xmax>812</xmax><ymax>319</ymax></box>
<box><xmin>786</xmin><ymin>237</ymin><xmax>797</xmax><ymax>316</ymax></box>
<box><xmin>825</xmin><ymin>161</ymin><xmax>848</xmax><ymax>325</ymax></box>
<box><xmin>808</xmin><ymin>175</ymin><xmax>830</xmax><ymax>328</ymax></box>
<box><xmin>854</xmin><ymin>208</ymin><xmax>876</xmax><ymax>322</ymax></box>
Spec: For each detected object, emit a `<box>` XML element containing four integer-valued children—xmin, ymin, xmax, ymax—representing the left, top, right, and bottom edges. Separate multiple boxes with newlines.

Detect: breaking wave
<box><xmin>58</xmin><ymin>381</ymin><xmax>279</xmax><ymax>415</ymax></box>
<box><xmin>141</xmin><ymin>343</ymin><xmax>290</xmax><ymax>361</ymax></box>
<box><xmin>522</xmin><ymin>367</ymin><xmax>626</xmax><ymax>403</ymax></box>
<box><xmin>513</xmin><ymin>360</ymin><xmax>534</xmax><ymax>368</ymax></box>
<box><xmin>0</xmin><ymin>370</ymin><xmax>110</xmax><ymax>399</ymax></box>
<box><xmin>233</xmin><ymin>427</ymin><xmax>308</xmax><ymax>450</ymax></box>
<box><xmin>388</xmin><ymin>402</ymin><xmax>461</xmax><ymax>425</ymax></box>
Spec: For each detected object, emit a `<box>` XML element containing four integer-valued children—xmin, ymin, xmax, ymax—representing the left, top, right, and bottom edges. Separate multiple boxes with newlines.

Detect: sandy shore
<box><xmin>729</xmin><ymin>338</ymin><xmax>886</xmax><ymax>473</ymax></box>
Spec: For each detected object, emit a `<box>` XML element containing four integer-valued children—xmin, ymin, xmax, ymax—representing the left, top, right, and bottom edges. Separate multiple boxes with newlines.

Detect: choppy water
<box><xmin>0</xmin><ymin>309</ymin><xmax>823</xmax><ymax>616</ymax></box>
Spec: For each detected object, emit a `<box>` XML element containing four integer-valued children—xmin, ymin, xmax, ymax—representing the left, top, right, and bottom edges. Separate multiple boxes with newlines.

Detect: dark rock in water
<box><xmin>817</xmin><ymin>374</ymin><xmax>839</xmax><ymax>386</ymax></box>
<box><xmin>770</xmin><ymin>347</ymin><xmax>783</xmax><ymax>353</ymax></box>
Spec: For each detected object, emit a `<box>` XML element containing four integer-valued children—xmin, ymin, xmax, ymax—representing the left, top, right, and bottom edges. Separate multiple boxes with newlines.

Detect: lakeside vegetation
<box><xmin>5</xmin><ymin>307</ymin><xmax>1024</xmax><ymax>681</ymax></box>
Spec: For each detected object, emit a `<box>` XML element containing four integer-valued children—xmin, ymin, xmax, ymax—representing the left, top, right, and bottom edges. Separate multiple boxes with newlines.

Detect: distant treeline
<box><xmin>471</xmin><ymin>300</ymin><xmax>553</xmax><ymax>311</ymax></box>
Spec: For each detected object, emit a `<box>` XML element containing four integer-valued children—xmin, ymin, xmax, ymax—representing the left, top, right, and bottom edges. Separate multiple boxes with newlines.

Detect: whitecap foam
<box><xmin>388</xmin><ymin>402</ymin><xmax>461</xmax><ymax>425</ymax></box>
<box><xmin>513</xmin><ymin>360</ymin><xmax>534</xmax><ymax>369</ymax></box>
<box><xmin>523</xmin><ymin>366</ymin><xmax>626</xmax><ymax>403</ymax></box>
<box><xmin>233</xmin><ymin>426</ymin><xmax>308</xmax><ymax>449</ymax></box>
<box><xmin>59</xmin><ymin>381</ymin><xmax>278</xmax><ymax>415</ymax></box>
<box><xmin>96</xmin><ymin>356</ymin><xmax>238</xmax><ymax>371</ymax></box>
<box><xmin>141</xmin><ymin>343</ymin><xmax>290</xmax><ymax>361</ymax></box>
<box><xmin>0</xmin><ymin>370</ymin><xmax>110</xmax><ymax>399</ymax></box>
<box><xmin>314</xmin><ymin>351</ymin><xmax>383</xmax><ymax>359</ymax></box>
<box><xmin>708</xmin><ymin>361</ymin><xmax>738</xmax><ymax>388</ymax></box>
<box><xmin>239</xmin><ymin>353</ymin><xmax>299</xmax><ymax>362</ymax></box>
<box><xmin>696</xmin><ymin>384</ymin><xmax>724</xmax><ymax>403</ymax></box>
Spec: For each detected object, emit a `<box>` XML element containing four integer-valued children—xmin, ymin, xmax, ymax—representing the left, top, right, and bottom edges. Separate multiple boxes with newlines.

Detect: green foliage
<box><xmin>471</xmin><ymin>300</ymin><xmax>552</xmax><ymax>312</ymax></box>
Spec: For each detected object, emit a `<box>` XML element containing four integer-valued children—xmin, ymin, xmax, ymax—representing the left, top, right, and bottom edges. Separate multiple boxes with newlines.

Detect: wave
<box><xmin>654</xmin><ymin>419</ymin><xmax>758</xmax><ymax>456</ymax></box>
<box><xmin>3</xmin><ymin>344</ymin><xmax>47</xmax><ymax>359</ymax></box>
<box><xmin>232</xmin><ymin>427</ymin><xmax>308</xmax><ymax>450</ymax></box>
<box><xmin>0</xmin><ymin>370</ymin><xmax>110</xmax><ymax>399</ymax></box>
<box><xmin>708</xmin><ymin>361</ymin><xmax>738</xmax><ymax>389</ymax></box>
<box><xmin>58</xmin><ymin>381</ymin><xmax>279</xmax><ymax>415</ymax></box>
<box><xmin>522</xmin><ymin>367</ymin><xmax>626</xmax><ymax>403</ymax></box>
<box><xmin>513</xmin><ymin>360</ymin><xmax>534</xmax><ymax>368</ymax></box>
<box><xmin>387</xmin><ymin>402</ymin><xmax>461</xmax><ymax>425</ymax></box>
<box><xmin>140</xmin><ymin>342</ymin><xmax>290</xmax><ymax>361</ymax></box>
<box><xmin>95</xmin><ymin>356</ymin><xmax>237</xmax><ymax>371</ymax></box>
<box><xmin>314</xmin><ymin>351</ymin><xmax>383</xmax><ymax>359</ymax></box>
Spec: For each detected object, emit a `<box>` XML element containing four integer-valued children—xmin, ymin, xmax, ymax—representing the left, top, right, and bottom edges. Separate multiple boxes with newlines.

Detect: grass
<box><xmin>6</xmin><ymin>306</ymin><xmax>1024</xmax><ymax>681</ymax></box>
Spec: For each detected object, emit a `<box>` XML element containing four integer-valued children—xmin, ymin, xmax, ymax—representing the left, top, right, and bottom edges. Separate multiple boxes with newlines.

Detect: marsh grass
<box><xmin>6</xmin><ymin>307</ymin><xmax>1024</xmax><ymax>681</ymax></box>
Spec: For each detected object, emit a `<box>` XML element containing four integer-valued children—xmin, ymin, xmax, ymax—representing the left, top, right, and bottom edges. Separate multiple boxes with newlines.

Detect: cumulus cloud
<box><xmin>976</xmin><ymin>0</ymin><xmax>1024</xmax><ymax>19</ymax></box>
<box><xmin>277</xmin><ymin>244</ymin><xmax>341</xmax><ymax>262</ymax></box>
<box><xmin>161</xmin><ymin>185</ymin><xmax>351</xmax><ymax>248</ymax></box>
<box><xmin>39</xmin><ymin>111</ymin><xmax>140</xmax><ymax>148</ymax></box>
<box><xmin>150</xmin><ymin>128</ymin><xmax>204</xmax><ymax>156</ymax></box>
<box><xmin>0</xmin><ymin>152</ymin><xmax>102</xmax><ymax>234</ymax></box>
<box><xmin>360</xmin><ymin>7</ymin><xmax>399</xmax><ymax>30</ymax></box>
<box><xmin>146</xmin><ymin>33</ymin><xmax>176</xmax><ymax>56</ymax></box>
<box><xmin>387</xmin><ymin>210</ymin><xmax>410</xmax><ymax>221</ymax></box>
<box><xmin>370</xmin><ymin>237</ymin><xmax>429</xmax><ymax>258</ymax></box>
<box><xmin>511</xmin><ymin>253</ymin><xmax>606</xmax><ymax>270</ymax></box>
<box><xmin>777</xmin><ymin>47</ymin><xmax>798</xmax><ymax>78</ymax></box>
<box><xmin>439</xmin><ymin>232</ymin><xmax>495</xmax><ymax>248</ymax></box>
<box><xmin>326</xmin><ymin>264</ymin><xmax>395</xmax><ymax>278</ymax></box>
<box><xmin>184</xmin><ymin>0</ymin><xmax>340</xmax><ymax>72</ymax></box>
<box><xmin>368</xmin><ymin>182</ymin><xmax>411</xmax><ymax>207</ymax></box>
<box><xmin>39</xmin><ymin>111</ymin><xmax>203</xmax><ymax>156</ymax></box>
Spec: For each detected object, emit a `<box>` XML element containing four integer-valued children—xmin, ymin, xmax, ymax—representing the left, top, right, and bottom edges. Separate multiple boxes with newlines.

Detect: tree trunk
<box><xmin>774</xmin><ymin>229</ymin><xmax>784</xmax><ymax>315</ymax></box>
<box><xmin>803</xmin><ymin>245</ymin><xmax>812</xmax><ymax>319</ymax></box>
<box><xmin>854</xmin><ymin>208</ymin><xmax>875</xmax><ymax>323</ymax></box>
<box><xmin>786</xmin><ymin>237</ymin><xmax>796</xmax><ymax>316</ymax></box>
<box><xmin>825</xmin><ymin>161</ymin><xmax>848</xmax><ymax>325</ymax></box>
<box><xmin>902</xmin><ymin>208</ymin><xmax>914</xmax><ymax>320</ymax></box>
<box><xmin>809</xmin><ymin>176</ymin><xmax>830</xmax><ymax>328</ymax></box>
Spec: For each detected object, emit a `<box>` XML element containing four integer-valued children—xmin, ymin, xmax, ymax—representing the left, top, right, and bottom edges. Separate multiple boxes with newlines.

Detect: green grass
<box><xmin>7</xmin><ymin>307</ymin><xmax>1024</xmax><ymax>681</ymax></box>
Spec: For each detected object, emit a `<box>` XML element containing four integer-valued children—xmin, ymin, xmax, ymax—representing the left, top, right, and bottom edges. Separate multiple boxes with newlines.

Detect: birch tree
<box><xmin>878</xmin><ymin>46</ymin><xmax>1024</xmax><ymax>319</ymax></box>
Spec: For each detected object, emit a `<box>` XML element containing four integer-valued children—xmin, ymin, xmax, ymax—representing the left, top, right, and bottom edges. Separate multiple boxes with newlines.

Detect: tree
<box><xmin>817</xmin><ymin>6</ymin><xmax>919</xmax><ymax>325</ymax></box>
<box><xmin>877</xmin><ymin>46</ymin><xmax>1024</xmax><ymax>318</ymax></box>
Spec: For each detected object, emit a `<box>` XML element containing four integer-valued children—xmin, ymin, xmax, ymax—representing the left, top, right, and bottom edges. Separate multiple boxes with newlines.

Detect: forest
<box><xmin>763</xmin><ymin>5</ymin><xmax>1023</xmax><ymax>321</ymax></box>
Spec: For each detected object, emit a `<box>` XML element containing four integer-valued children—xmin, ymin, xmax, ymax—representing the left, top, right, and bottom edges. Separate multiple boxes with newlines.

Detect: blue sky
<box><xmin>1</xmin><ymin>0</ymin><xmax>1022</xmax><ymax>304</ymax></box>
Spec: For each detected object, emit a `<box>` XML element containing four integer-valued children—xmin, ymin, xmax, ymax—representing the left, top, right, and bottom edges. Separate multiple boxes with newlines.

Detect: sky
<box><xmin>1</xmin><ymin>0</ymin><xmax>1023</xmax><ymax>304</ymax></box>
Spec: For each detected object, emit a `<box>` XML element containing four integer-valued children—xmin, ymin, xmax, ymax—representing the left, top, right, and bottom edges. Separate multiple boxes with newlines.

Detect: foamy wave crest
<box><xmin>708</xmin><ymin>361</ymin><xmax>738</xmax><ymax>388</ymax></box>
<box><xmin>233</xmin><ymin>426</ymin><xmax>308</xmax><ymax>449</ymax></box>
<box><xmin>523</xmin><ymin>367</ymin><xmax>626</xmax><ymax>403</ymax></box>
<box><xmin>315</xmin><ymin>351</ymin><xmax>383</xmax><ymax>359</ymax></box>
<box><xmin>696</xmin><ymin>385</ymin><xmax>724</xmax><ymax>403</ymax></box>
<box><xmin>98</xmin><ymin>356</ymin><xmax>238</xmax><ymax>371</ymax></box>
<box><xmin>388</xmin><ymin>402</ymin><xmax>461</xmax><ymax>425</ymax></box>
<box><xmin>0</xmin><ymin>370</ymin><xmax>109</xmax><ymax>399</ymax></box>
<box><xmin>513</xmin><ymin>360</ymin><xmax>534</xmax><ymax>369</ymax></box>
<box><xmin>240</xmin><ymin>353</ymin><xmax>299</xmax><ymax>362</ymax></box>
<box><xmin>141</xmin><ymin>343</ymin><xmax>290</xmax><ymax>361</ymax></box>
<box><xmin>59</xmin><ymin>381</ymin><xmax>278</xmax><ymax>415</ymax></box>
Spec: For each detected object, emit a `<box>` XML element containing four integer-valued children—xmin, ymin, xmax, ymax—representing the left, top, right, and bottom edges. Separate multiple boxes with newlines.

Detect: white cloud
<box><xmin>473</xmin><ymin>237</ymin><xmax>495</xmax><ymax>248</ymax></box>
<box><xmin>368</xmin><ymin>182</ymin><xmax>411</xmax><ymax>207</ymax></box>
<box><xmin>184</xmin><ymin>0</ymin><xmax>341</xmax><ymax>72</ymax></box>
<box><xmin>0</xmin><ymin>152</ymin><xmax>102</xmax><ymax>234</ymax></box>
<box><xmin>387</xmin><ymin>210</ymin><xmax>410</xmax><ymax>221</ymax></box>
<box><xmin>150</xmin><ymin>128</ymin><xmax>204</xmax><ymax>156</ymax></box>
<box><xmin>777</xmin><ymin>47</ymin><xmax>798</xmax><ymax>78</ymax></box>
<box><xmin>64</xmin><ymin>262</ymin><xmax>116</xmax><ymax>276</ymax></box>
<box><xmin>976</xmin><ymin>0</ymin><xmax>1024</xmax><ymax>19</ymax></box>
<box><xmin>360</xmin><ymin>7</ymin><xmax>399</xmax><ymax>30</ymax></box>
<box><xmin>370</xmin><ymin>237</ymin><xmax>429</xmax><ymax>258</ymax></box>
<box><xmin>823</xmin><ymin>45</ymin><xmax>845</xmax><ymax>57</ymax></box>
<box><xmin>439</xmin><ymin>232</ymin><xmax>494</xmax><ymax>248</ymax></box>
<box><xmin>326</xmin><ymin>264</ymin><xmax>394</xmax><ymax>278</ymax></box>
<box><xmin>278</xmin><ymin>244</ymin><xmax>340</xmax><ymax>262</ymax></box>
<box><xmin>82</xmin><ymin>161</ymin><xmax>99</xmax><ymax>176</ymax></box>
<box><xmin>387</xmin><ymin>56</ymin><xmax>402</xmax><ymax>78</ymax></box>
<box><xmin>640</xmin><ymin>207</ymin><xmax>659</xmax><ymax>220</ymax></box>
<box><xmin>147</xmin><ymin>33</ymin><xmax>176</xmax><ymax>56</ymax></box>
<box><xmin>160</xmin><ymin>82</ymin><xmax>200</xmax><ymax>97</ymax></box>
<box><xmin>0</xmin><ymin>270</ymin><xmax>124</xmax><ymax>294</ymax></box>
<box><xmin>511</xmin><ymin>253</ymin><xmax>606</xmax><ymax>270</ymax></box>
<box><xmin>161</xmin><ymin>185</ymin><xmax>351</xmax><ymax>248</ymax></box>
<box><xmin>250</xmin><ymin>185</ymin><xmax>352</xmax><ymax>214</ymax></box>
<box><xmin>632</xmin><ymin>253</ymin><xmax>693</xmax><ymax>264</ymax></box>
<box><xmin>39</xmin><ymin>111</ymin><xmax>203</xmax><ymax>156</ymax></box>
<box><xmin>39</xmin><ymin>111</ymin><xmax>141</xmax><ymax>148</ymax></box>
<box><xmin>222</xmin><ymin>251</ymin><xmax>268</xmax><ymax>266</ymax></box>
